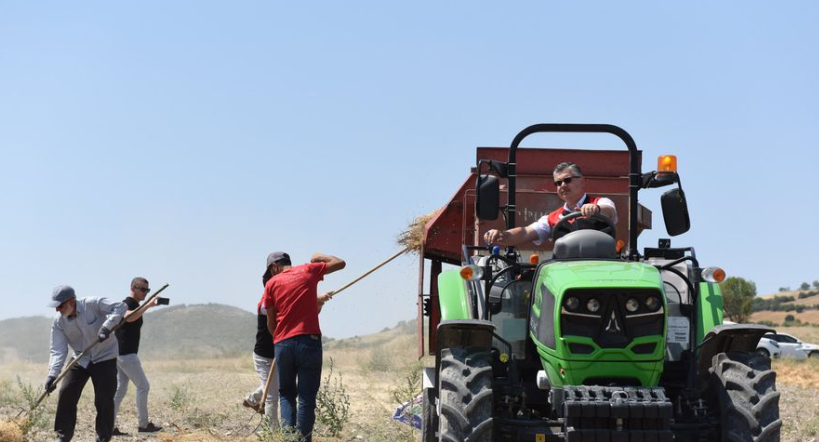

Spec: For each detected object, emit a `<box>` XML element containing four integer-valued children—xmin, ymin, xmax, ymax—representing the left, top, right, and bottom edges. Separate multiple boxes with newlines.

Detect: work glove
<box><xmin>44</xmin><ymin>376</ymin><xmax>56</xmax><ymax>393</ymax></box>
<box><xmin>98</xmin><ymin>326</ymin><xmax>112</xmax><ymax>342</ymax></box>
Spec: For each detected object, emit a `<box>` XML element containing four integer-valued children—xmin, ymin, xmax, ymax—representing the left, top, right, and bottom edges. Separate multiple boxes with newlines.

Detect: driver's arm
<box><xmin>580</xmin><ymin>203</ymin><xmax>615</xmax><ymax>220</ymax></box>
<box><xmin>483</xmin><ymin>226</ymin><xmax>540</xmax><ymax>246</ymax></box>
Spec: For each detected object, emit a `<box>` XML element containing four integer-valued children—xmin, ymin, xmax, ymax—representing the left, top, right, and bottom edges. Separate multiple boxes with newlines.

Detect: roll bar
<box><xmin>506</xmin><ymin>124</ymin><xmax>641</xmax><ymax>259</ymax></box>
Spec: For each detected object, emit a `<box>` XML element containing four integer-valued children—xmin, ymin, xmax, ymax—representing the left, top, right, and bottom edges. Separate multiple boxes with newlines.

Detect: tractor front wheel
<box><xmin>438</xmin><ymin>346</ymin><xmax>493</xmax><ymax>442</ymax></box>
<box><xmin>710</xmin><ymin>352</ymin><xmax>781</xmax><ymax>442</ymax></box>
<box><xmin>422</xmin><ymin>387</ymin><xmax>437</xmax><ymax>442</ymax></box>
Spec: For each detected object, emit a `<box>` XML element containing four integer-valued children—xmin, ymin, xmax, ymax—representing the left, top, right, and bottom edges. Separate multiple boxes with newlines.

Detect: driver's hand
<box><xmin>484</xmin><ymin>229</ymin><xmax>505</xmax><ymax>245</ymax></box>
<box><xmin>580</xmin><ymin>204</ymin><xmax>601</xmax><ymax>217</ymax></box>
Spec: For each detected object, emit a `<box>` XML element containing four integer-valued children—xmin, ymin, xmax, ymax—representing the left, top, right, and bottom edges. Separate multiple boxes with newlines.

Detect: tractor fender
<box><xmin>697</xmin><ymin>323</ymin><xmax>774</xmax><ymax>381</ymax></box>
<box><xmin>436</xmin><ymin>320</ymin><xmax>495</xmax><ymax>353</ymax></box>
<box><xmin>437</xmin><ymin>269</ymin><xmax>471</xmax><ymax>320</ymax></box>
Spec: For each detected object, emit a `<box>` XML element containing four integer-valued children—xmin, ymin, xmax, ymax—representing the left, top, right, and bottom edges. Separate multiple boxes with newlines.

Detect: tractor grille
<box><xmin>559</xmin><ymin>288</ymin><xmax>664</xmax><ymax>350</ymax></box>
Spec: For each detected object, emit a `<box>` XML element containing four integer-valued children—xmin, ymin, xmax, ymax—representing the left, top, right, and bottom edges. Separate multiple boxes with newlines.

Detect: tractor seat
<box><xmin>552</xmin><ymin>230</ymin><xmax>617</xmax><ymax>259</ymax></box>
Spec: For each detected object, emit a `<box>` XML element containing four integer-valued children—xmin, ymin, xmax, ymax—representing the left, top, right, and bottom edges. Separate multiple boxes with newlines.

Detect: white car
<box><xmin>757</xmin><ymin>332</ymin><xmax>819</xmax><ymax>360</ymax></box>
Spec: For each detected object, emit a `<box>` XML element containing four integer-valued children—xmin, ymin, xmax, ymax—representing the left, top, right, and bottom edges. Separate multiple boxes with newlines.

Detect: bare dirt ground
<box><xmin>2</xmin><ymin>332</ymin><xmax>818</xmax><ymax>441</ymax></box>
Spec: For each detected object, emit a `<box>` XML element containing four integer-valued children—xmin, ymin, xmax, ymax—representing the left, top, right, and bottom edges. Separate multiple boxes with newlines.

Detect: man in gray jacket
<box><xmin>45</xmin><ymin>285</ymin><xmax>127</xmax><ymax>442</ymax></box>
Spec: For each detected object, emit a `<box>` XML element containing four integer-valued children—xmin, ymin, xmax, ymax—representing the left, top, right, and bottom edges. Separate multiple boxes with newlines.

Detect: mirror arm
<box><xmin>478</xmin><ymin>160</ymin><xmax>509</xmax><ymax>178</ymax></box>
<box><xmin>642</xmin><ymin>171</ymin><xmax>681</xmax><ymax>189</ymax></box>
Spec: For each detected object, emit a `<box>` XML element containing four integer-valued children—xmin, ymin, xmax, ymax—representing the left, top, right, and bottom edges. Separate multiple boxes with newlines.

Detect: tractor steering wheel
<box><xmin>549</xmin><ymin>211</ymin><xmax>617</xmax><ymax>242</ymax></box>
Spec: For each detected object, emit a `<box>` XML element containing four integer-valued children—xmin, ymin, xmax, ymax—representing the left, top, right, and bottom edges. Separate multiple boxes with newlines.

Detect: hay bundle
<box><xmin>0</xmin><ymin>419</ymin><xmax>24</xmax><ymax>442</ymax></box>
<box><xmin>396</xmin><ymin>208</ymin><xmax>441</xmax><ymax>254</ymax></box>
<box><xmin>158</xmin><ymin>431</ymin><xmax>228</xmax><ymax>442</ymax></box>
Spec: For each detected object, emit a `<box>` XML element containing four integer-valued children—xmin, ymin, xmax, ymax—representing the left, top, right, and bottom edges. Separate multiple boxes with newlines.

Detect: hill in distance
<box><xmin>751</xmin><ymin>289</ymin><xmax>819</xmax><ymax>327</ymax></box>
<box><xmin>0</xmin><ymin>304</ymin><xmax>417</xmax><ymax>364</ymax></box>
<box><xmin>0</xmin><ymin>304</ymin><xmax>256</xmax><ymax>364</ymax></box>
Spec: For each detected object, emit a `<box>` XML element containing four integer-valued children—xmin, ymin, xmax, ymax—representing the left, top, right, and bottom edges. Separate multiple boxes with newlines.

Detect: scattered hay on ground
<box><xmin>158</xmin><ymin>431</ymin><xmax>229</xmax><ymax>442</ymax></box>
<box><xmin>396</xmin><ymin>208</ymin><xmax>441</xmax><ymax>253</ymax></box>
<box><xmin>0</xmin><ymin>419</ymin><xmax>24</xmax><ymax>442</ymax></box>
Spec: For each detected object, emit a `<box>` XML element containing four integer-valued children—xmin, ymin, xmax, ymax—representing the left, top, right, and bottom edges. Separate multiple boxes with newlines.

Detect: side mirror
<box><xmin>476</xmin><ymin>174</ymin><xmax>500</xmax><ymax>220</ymax></box>
<box><xmin>661</xmin><ymin>188</ymin><xmax>690</xmax><ymax>236</ymax></box>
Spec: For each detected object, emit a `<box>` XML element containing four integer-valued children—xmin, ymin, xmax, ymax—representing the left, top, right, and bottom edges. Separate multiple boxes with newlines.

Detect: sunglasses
<box><xmin>554</xmin><ymin>176</ymin><xmax>581</xmax><ymax>187</ymax></box>
<box><xmin>134</xmin><ymin>286</ymin><xmax>151</xmax><ymax>293</ymax></box>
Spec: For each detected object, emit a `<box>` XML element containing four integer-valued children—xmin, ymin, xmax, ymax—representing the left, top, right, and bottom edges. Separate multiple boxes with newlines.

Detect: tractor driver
<box><xmin>483</xmin><ymin>162</ymin><xmax>617</xmax><ymax>247</ymax></box>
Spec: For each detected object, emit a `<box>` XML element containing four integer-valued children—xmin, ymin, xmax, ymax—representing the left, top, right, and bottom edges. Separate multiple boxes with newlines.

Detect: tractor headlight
<box><xmin>586</xmin><ymin>298</ymin><xmax>601</xmax><ymax>313</ymax></box>
<box><xmin>565</xmin><ymin>297</ymin><xmax>580</xmax><ymax>311</ymax></box>
<box><xmin>645</xmin><ymin>296</ymin><xmax>661</xmax><ymax>312</ymax></box>
<box><xmin>625</xmin><ymin>298</ymin><xmax>640</xmax><ymax>313</ymax></box>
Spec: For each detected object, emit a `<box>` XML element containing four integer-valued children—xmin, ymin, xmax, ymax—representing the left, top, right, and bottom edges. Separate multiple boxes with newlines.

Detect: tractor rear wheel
<box><xmin>438</xmin><ymin>346</ymin><xmax>493</xmax><ymax>442</ymax></box>
<box><xmin>710</xmin><ymin>352</ymin><xmax>781</xmax><ymax>442</ymax></box>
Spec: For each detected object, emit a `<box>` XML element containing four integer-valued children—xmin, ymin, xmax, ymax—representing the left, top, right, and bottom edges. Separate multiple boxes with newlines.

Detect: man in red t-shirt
<box><xmin>263</xmin><ymin>251</ymin><xmax>345</xmax><ymax>442</ymax></box>
<box><xmin>484</xmin><ymin>162</ymin><xmax>618</xmax><ymax>246</ymax></box>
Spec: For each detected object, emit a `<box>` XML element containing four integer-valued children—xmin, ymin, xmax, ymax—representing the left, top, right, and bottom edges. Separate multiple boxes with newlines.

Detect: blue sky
<box><xmin>1</xmin><ymin>2</ymin><xmax>817</xmax><ymax>338</ymax></box>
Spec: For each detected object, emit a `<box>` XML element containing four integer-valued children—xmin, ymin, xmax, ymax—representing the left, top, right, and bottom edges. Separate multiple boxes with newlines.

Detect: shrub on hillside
<box><xmin>799</xmin><ymin>290</ymin><xmax>819</xmax><ymax>299</ymax></box>
<box><xmin>751</xmin><ymin>295</ymin><xmax>800</xmax><ymax>312</ymax></box>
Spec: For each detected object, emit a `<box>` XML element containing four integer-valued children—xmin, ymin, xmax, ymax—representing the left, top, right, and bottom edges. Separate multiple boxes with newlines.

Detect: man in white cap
<box><xmin>45</xmin><ymin>285</ymin><xmax>127</xmax><ymax>442</ymax></box>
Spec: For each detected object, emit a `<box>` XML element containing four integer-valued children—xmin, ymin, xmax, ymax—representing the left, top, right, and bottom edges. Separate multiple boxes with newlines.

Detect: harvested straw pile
<box><xmin>159</xmin><ymin>432</ymin><xmax>229</xmax><ymax>442</ymax></box>
<box><xmin>0</xmin><ymin>419</ymin><xmax>24</xmax><ymax>442</ymax></box>
<box><xmin>396</xmin><ymin>208</ymin><xmax>441</xmax><ymax>254</ymax></box>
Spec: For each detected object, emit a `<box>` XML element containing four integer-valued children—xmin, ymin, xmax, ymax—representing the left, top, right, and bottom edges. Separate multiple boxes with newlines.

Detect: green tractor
<box><xmin>419</xmin><ymin>124</ymin><xmax>780</xmax><ymax>442</ymax></box>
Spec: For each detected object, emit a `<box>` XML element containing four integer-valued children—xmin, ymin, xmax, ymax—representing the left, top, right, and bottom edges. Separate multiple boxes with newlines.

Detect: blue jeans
<box><xmin>275</xmin><ymin>334</ymin><xmax>322</xmax><ymax>442</ymax></box>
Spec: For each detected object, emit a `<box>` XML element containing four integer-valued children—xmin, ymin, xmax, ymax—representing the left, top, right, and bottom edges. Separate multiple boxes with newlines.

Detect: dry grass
<box><xmin>775</xmin><ymin>358</ymin><xmax>819</xmax><ymax>389</ymax></box>
<box><xmin>3</xmin><ymin>326</ymin><xmax>818</xmax><ymax>442</ymax></box>
<box><xmin>0</xmin><ymin>332</ymin><xmax>422</xmax><ymax>442</ymax></box>
<box><xmin>396</xmin><ymin>209</ymin><xmax>441</xmax><ymax>254</ymax></box>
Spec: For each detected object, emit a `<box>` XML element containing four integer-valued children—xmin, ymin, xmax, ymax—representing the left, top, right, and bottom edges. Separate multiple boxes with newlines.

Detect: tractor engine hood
<box><xmin>539</xmin><ymin>260</ymin><xmax>664</xmax><ymax>294</ymax></box>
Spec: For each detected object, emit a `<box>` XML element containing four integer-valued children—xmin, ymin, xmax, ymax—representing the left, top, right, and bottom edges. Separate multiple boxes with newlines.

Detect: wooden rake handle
<box><xmin>258</xmin><ymin>357</ymin><xmax>277</xmax><ymax>415</ymax></box>
<box><xmin>330</xmin><ymin>247</ymin><xmax>409</xmax><ymax>297</ymax></box>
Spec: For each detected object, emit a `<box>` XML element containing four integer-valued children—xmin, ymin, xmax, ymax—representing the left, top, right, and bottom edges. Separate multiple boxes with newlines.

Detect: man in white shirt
<box><xmin>45</xmin><ymin>285</ymin><xmax>127</xmax><ymax>442</ymax></box>
<box><xmin>484</xmin><ymin>162</ymin><xmax>618</xmax><ymax>247</ymax></box>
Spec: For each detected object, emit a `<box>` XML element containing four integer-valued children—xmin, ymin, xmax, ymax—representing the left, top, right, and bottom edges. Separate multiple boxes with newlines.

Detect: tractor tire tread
<box><xmin>710</xmin><ymin>352</ymin><xmax>781</xmax><ymax>442</ymax></box>
<box><xmin>438</xmin><ymin>346</ymin><xmax>493</xmax><ymax>442</ymax></box>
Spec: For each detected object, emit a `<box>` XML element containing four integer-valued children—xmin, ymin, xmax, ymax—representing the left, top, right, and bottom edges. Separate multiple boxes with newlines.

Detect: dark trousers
<box><xmin>276</xmin><ymin>334</ymin><xmax>323</xmax><ymax>442</ymax></box>
<box><xmin>54</xmin><ymin>358</ymin><xmax>118</xmax><ymax>442</ymax></box>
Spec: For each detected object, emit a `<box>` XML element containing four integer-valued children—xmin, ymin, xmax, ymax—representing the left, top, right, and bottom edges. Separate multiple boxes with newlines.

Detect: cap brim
<box><xmin>47</xmin><ymin>300</ymin><xmax>63</xmax><ymax>308</ymax></box>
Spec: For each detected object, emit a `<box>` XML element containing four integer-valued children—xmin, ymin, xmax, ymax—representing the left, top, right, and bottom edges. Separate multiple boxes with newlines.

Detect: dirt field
<box><xmin>2</xmin><ymin>332</ymin><xmax>818</xmax><ymax>441</ymax></box>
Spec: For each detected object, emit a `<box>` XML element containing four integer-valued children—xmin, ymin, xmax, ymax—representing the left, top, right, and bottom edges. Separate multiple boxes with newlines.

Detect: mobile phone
<box><xmin>156</xmin><ymin>297</ymin><xmax>170</xmax><ymax>305</ymax></box>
